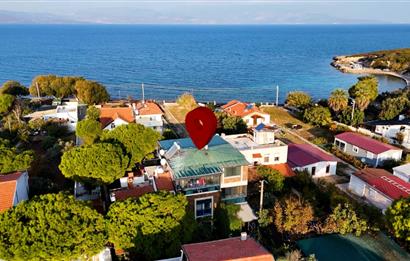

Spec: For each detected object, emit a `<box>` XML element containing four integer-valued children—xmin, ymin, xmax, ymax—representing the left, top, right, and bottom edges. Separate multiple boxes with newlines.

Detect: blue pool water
<box><xmin>0</xmin><ymin>24</ymin><xmax>409</xmax><ymax>102</ymax></box>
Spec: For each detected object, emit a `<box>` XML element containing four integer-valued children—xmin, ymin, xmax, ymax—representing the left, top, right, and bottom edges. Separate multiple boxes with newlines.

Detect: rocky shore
<box><xmin>331</xmin><ymin>55</ymin><xmax>410</xmax><ymax>87</ymax></box>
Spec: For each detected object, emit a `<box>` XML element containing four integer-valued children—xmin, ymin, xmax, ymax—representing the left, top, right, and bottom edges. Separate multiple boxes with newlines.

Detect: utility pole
<box><xmin>141</xmin><ymin>82</ymin><xmax>145</xmax><ymax>103</ymax></box>
<box><xmin>35</xmin><ymin>82</ymin><xmax>40</xmax><ymax>98</ymax></box>
<box><xmin>351</xmin><ymin>99</ymin><xmax>356</xmax><ymax>123</ymax></box>
<box><xmin>259</xmin><ymin>180</ymin><xmax>265</xmax><ymax>212</ymax></box>
<box><xmin>276</xmin><ymin>85</ymin><xmax>279</xmax><ymax>106</ymax></box>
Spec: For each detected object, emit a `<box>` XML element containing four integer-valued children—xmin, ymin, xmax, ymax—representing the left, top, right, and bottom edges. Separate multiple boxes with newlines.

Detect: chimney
<box><xmin>240</xmin><ymin>232</ymin><xmax>247</xmax><ymax>241</ymax></box>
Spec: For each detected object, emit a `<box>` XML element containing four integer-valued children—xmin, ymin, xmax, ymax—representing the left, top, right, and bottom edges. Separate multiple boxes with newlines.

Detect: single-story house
<box><xmin>363</xmin><ymin>117</ymin><xmax>410</xmax><ymax>148</ymax></box>
<box><xmin>392</xmin><ymin>163</ymin><xmax>410</xmax><ymax>182</ymax></box>
<box><xmin>133</xmin><ymin>101</ymin><xmax>164</xmax><ymax>133</ymax></box>
<box><xmin>221</xmin><ymin>100</ymin><xmax>270</xmax><ymax>127</ymax></box>
<box><xmin>0</xmin><ymin>171</ymin><xmax>29</xmax><ymax>212</ymax></box>
<box><xmin>334</xmin><ymin>132</ymin><xmax>402</xmax><ymax>167</ymax></box>
<box><xmin>348</xmin><ymin>168</ymin><xmax>410</xmax><ymax>211</ymax></box>
<box><xmin>287</xmin><ymin>143</ymin><xmax>338</xmax><ymax>177</ymax></box>
<box><xmin>182</xmin><ymin>234</ymin><xmax>274</xmax><ymax>261</ymax></box>
<box><xmin>99</xmin><ymin>106</ymin><xmax>135</xmax><ymax>130</ymax></box>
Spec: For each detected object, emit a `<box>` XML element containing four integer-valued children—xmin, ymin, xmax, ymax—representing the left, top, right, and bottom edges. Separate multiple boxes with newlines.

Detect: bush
<box><xmin>330</xmin><ymin>146</ymin><xmax>365</xmax><ymax>169</ymax></box>
<box><xmin>303</xmin><ymin>106</ymin><xmax>332</xmax><ymax>127</ymax></box>
<box><xmin>285</xmin><ymin>91</ymin><xmax>312</xmax><ymax>109</ymax></box>
<box><xmin>311</xmin><ymin>137</ymin><xmax>328</xmax><ymax>145</ymax></box>
<box><xmin>176</xmin><ymin>93</ymin><xmax>197</xmax><ymax>110</ymax></box>
<box><xmin>162</xmin><ymin>128</ymin><xmax>178</xmax><ymax>140</ymax></box>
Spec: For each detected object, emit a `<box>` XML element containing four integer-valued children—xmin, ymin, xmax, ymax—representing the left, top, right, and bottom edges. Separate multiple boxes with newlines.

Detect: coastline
<box><xmin>331</xmin><ymin>55</ymin><xmax>410</xmax><ymax>88</ymax></box>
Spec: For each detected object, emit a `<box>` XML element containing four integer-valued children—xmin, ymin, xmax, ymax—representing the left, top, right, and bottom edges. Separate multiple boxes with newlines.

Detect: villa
<box><xmin>133</xmin><ymin>101</ymin><xmax>164</xmax><ymax>133</ymax></box>
<box><xmin>221</xmin><ymin>100</ymin><xmax>270</xmax><ymax>127</ymax></box>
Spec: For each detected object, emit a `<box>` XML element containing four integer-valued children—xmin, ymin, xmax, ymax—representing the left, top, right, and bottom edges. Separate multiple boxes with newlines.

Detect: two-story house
<box><xmin>133</xmin><ymin>101</ymin><xmax>164</xmax><ymax>133</ymax></box>
<box><xmin>0</xmin><ymin>171</ymin><xmax>29</xmax><ymax>212</ymax></box>
<box><xmin>41</xmin><ymin>99</ymin><xmax>87</xmax><ymax>131</ymax></box>
<box><xmin>158</xmin><ymin>135</ymin><xmax>250</xmax><ymax>219</ymax></box>
<box><xmin>99</xmin><ymin>106</ymin><xmax>135</xmax><ymax>130</ymax></box>
<box><xmin>334</xmin><ymin>132</ymin><xmax>402</xmax><ymax>167</ymax></box>
<box><xmin>221</xmin><ymin>100</ymin><xmax>270</xmax><ymax>127</ymax></box>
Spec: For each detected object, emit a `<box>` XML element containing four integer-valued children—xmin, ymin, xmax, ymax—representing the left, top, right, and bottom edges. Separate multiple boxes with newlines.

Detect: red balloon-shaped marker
<box><xmin>185</xmin><ymin>107</ymin><xmax>217</xmax><ymax>150</ymax></box>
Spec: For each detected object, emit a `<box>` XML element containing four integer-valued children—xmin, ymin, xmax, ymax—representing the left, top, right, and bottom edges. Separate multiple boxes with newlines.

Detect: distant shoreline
<box><xmin>331</xmin><ymin>55</ymin><xmax>410</xmax><ymax>88</ymax></box>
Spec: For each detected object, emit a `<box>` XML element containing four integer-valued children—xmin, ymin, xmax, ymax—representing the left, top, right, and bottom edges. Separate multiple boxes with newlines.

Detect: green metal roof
<box><xmin>163</xmin><ymin>138</ymin><xmax>249</xmax><ymax>179</ymax></box>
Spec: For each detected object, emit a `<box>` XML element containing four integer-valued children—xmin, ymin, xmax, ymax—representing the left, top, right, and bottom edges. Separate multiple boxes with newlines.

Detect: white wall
<box><xmin>293</xmin><ymin>161</ymin><xmax>337</xmax><ymax>178</ymax></box>
<box><xmin>377</xmin><ymin>149</ymin><xmax>403</xmax><ymax>165</ymax></box>
<box><xmin>103</xmin><ymin>118</ymin><xmax>129</xmax><ymax>130</ymax></box>
<box><xmin>253</xmin><ymin>131</ymin><xmax>275</xmax><ymax>145</ymax></box>
<box><xmin>240</xmin><ymin>145</ymin><xmax>288</xmax><ymax>165</ymax></box>
<box><xmin>13</xmin><ymin>172</ymin><xmax>29</xmax><ymax>206</ymax></box>
<box><xmin>393</xmin><ymin>169</ymin><xmax>410</xmax><ymax>182</ymax></box>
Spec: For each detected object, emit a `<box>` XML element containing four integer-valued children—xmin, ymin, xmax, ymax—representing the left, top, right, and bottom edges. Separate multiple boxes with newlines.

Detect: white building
<box><xmin>348</xmin><ymin>168</ymin><xmax>410</xmax><ymax>211</ymax></box>
<box><xmin>133</xmin><ymin>101</ymin><xmax>164</xmax><ymax>133</ymax></box>
<box><xmin>365</xmin><ymin>117</ymin><xmax>410</xmax><ymax>149</ymax></box>
<box><xmin>221</xmin><ymin>100</ymin><xmax>270</xmax><ymax>127</ymax></box>
<box><xmin>0</xmin><ymin>171</ymin><xmax>29</xmax><ymax>212</ymax></box>
<box><xmin>99</xmin><ymin>106</ymin><xmax>135</xmax><ymax>130</ymax></box>
<box><xmin>392</xmin><ymin>163</ymin><xmax>410</xmax><ymax>182</ymax></box>
<box><xmin>287</xmin><ymin>143</ymin><xmax>338</xmax><ymax>177</ymax></box>
<box><xmin>222</xmin><ymin>124</ymin><xmax>288</xmax><ymax>166</ymax></box>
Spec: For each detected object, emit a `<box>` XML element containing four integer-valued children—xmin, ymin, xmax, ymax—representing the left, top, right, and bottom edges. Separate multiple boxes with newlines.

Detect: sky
<box><xmin>1</xmin><ymin>0</ymin><xmax>410</xmax><ymax>24</ymax></box>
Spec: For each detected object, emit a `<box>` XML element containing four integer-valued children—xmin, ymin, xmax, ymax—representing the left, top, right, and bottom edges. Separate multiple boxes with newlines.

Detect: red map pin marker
<box><xmin>185</xmin><ymin>107</ymin><xmax>217</xmax><ymax>150</ymax></box>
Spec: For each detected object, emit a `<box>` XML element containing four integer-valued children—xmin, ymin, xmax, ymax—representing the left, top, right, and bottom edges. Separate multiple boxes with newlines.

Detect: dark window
<box><xmin>311</xmin><ymin>166</ymin><xmax>316</xmax><ymax>176</ymax></box>
<box><xmin>196</xmin><ymin>198</ymin><xmax>212</xmax><ymax>218</ymax></box>
<box><xmin>326</xmin><ymin>165</ymin><xmax>330</xmax><ymax>173</ymax></box>
<box><xmin>225</xmin><ymin>166</ymin><xmax>241</xmax><ymax>177</ymax></box>
<box><xmin>274</xmin><ymin>157</ymin><xmax>280</xmax><ymax>161</ymax></box>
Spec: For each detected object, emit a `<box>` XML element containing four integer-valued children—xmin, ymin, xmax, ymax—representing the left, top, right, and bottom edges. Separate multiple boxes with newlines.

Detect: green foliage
<box><xmin>44</xmin><ymin>121</ymin><xmax>70</xmax><ymax>137</ymax></box>
<box><xmin>107</xmin><ymin>192</ymin><xmax>195</xmax><ymax>260</ymax></box>
<box><xmin>0</xmin><ymin>94</ymin><xmax>15</xmax><ymax>114</ymax></box>
<box><xmin>349</xmin><ymin>76</ymin><xmax>378</xmax><ymax>111</ymax></box>
<box><xmin>337</xmin><ymin>107</ymin><xmax>365</xmax><ymax>126</ymax></box>
<box><xmin>330</xmin><ymin>146</ymin><xmax>365</xmax><ymax>168</ymax></box>
<box><xmin>273</xmin><ymin>196</ymin><xmax>315</xmax><ymax>236</ymax></box>
<box><xmin>29</xmin><ymin>75</ymin><xmax>83</xmax><ymax>98</ymax></box>
<box><xmin>59</xmin><ymin>142</ymin><xmax>129</xmax><ymax>184</ymax></box>
<box><xmin>303</xmin><ymin>106</ymin><xmax>332</xmax><ymax>127</ymax></box>
<box><xmin>379</xmin><ymin>96</ymin><xmax>409</xmax><ymax>120</ymax></box>
<box><xmin>28</xmin><ymin>118</ymin><xmax>46</xmax><ymax>131</ymax></box>
<box><xmin>386</xmin><ymin>197</ymin><xmax>410</xmax><ymax>242</ymax></box>
<box><xmin>176</xmin><ymin>93</ymin><xmax>197</xmax><ymax>110</ymax></box>
<box><xmin>75</xmin><ymin>79</ymin><xmax>110</xmax><ymax>105</ymax></box>
<box><xmin>162</xmin><ymin>128</ymin><xmax>179</xmax><ymax>140</ymax></box>
<box><xmin>322</xmin><ymin>203</ymin><xmax>368</xmax><ymax>236</ymax></box>
<box><xmin>0</xmin><ymin>193</ymin><xmax>106</xmax><ymax>261</ymax></box>
<box><xmin>311</xmin><ymin>136</ymin><xmax>328</xmax><ymax>145</ymax></box>
<box><xmin>0</xmin><ymin>140</ymin><xmax>33</xmax><ymax>174</ymax></box>
<box><xmin>215</xmin><ymin>112</ymin><xmax>247</xmax><ymax>134</ymax></box>
<box><xmin>101</xmin><ymin>123</ymin><xmax>160</xmax><ymax>168</ymax></box>
<box><xmin>76</xmin><ymin>118</ymin><xmax>102</xmax><ymax>145</ymax></box>
<box><xmin>328</xmin><ymin>89</ymin><xmax>348</xmax><ymax>112</ymax></box>
<box><xmin>86</xmin><ymin>105</ymin><xmax>100</xmax><ymax>120</ymax></box>
<box><xmin>285</xmin><ymin>91</ymin><xmax>312</xmax><ymax>109</ymax></box>
<box><xmin>214</xmin><ymin>203</ymin><xmax>242</xmax><ymax>238</ymax></box>
<box><xmin>0</xmin><ymin>80</ymin><xmax>29</xmax><ymax>96</ymax></box>
<box><xmin>257</xmin><ymin>165</ymin><xmax>285</xmax><ymax>193</ymax></box>
<box><xmin>360</xmin><ymin>48</ymin><xmax>410</xmax><ymax>72</ymax></box>
<box><xmin>258</xmin><ymin>209</ymin><xmax>273</xmax><ymax>228</ymax></box>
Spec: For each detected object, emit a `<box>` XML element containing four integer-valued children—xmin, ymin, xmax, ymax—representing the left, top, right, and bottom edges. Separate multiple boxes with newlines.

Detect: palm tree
<box><xmin>328</xmin><ymin>89</ymin><xmax>348</xmax><ymax>112</ymax></box>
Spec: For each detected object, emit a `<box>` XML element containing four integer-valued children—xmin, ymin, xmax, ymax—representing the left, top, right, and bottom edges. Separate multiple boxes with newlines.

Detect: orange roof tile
<box><xmin>268</xmin><ymin>163</ymin><xmax>296</xmax><ymax>177</ymax></box>
<box><xmin>135</xmin><ymin>101</ymin><xmax>163</xmax><ymax>116</ymax></box>
<box><xmin>182</xmin><ymin>237</ymin><xmax>274</xmax><ymax>261</ymax></box>
<box><xmin>0</xmin><ymin>172</ymin><xmax>24</xmax><ymax>212</ymax></box>
<box><xmin>112</xmin><ymin>184</ymin><xmax>154</xmax><ymax>201</ymax></box>
<box><xmin>99</xmin><ymin>107</ymin><xmax>135</xmax><ymax>128</ymax></box>
<box><xmin>155</xmin><ymin>172</ymin><xmax>175</xmax><ymax>192</ymax></box>
<box><xmin>253</xmin><ymin>153</ymin><xmax>262</xmax><ymax>158</ymax></box>
<box><xmin>222</xmin><ymin>100</ymin><xmax>267</xmax><ymax>118</ymax></box>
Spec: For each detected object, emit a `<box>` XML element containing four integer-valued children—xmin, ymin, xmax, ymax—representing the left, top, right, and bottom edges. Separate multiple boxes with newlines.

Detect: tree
<box><xmin>321</xmin><ymin>203</ymin><xmax>368</xmax><ymax>236</ymax></box>
<box><xmin>0</xmin><ymin>94</ymin><xmax>15</xmax><ymax>114</ymax></box>
<box><xmin>285</xmin><ymin>91</ymin><xmax>312</xmax><ymax>109</ymax></box>
<box><xmin>0</xmin><ymin>80</ymin><xmax>29</xmax><ymax>96</ymax></box>
<box><xmin>379</xmin><ymin>96</ymin><xmax>409</xmax><ymax>120</ymax></box>
<box><xmin>101</xmin><ymin>123</ymin><xmax>160</xmax><ymax>168</ymax></box>
<box><xmin>257</xmin><ymin>166</ymin><xmax>285</xmax><ymax>193</ymax></box>
<box><xmin>29</xmin><ymin>75</ymin><xmax>83</xmax><ymax>98</ymax></box>
<box><xmin>0</xmin><ymin>139</ymin><xmax>33</xmax><ymax>174</ymax></box>
<box><xmin>176</xmin><ymin>93</ymin><xmax>197</xmax><ymax>110</ymax></box>
<box><xmin>75</xmin><ymin>79</ymin><xmax>110</xmax><ymax>105</ymax></box>
<box><xmin>303</xmin><ymin>106</ymin><xmax>332</xmax><ymax>127</ymax></box>
<box><xmin>215</xmin><ymin>112</ymin><xmax>247</xmax><ymax>134</ymax></box>
<box><xmin>59</xmin><ymin>142</ymin><xmax>129</xmax><ymax>184</ymax></box>
<box><xmin>386</xmin><ymin>197</ymin><xmax>410</xmax><ymax>242</ymax></box>
<box><xmin>76</xmin><ymin>119</ymin><xmax>102</xmax><ymax>145</ymax></box>
<box><xmin>86</xmin><ymin>105</ymin><xmax>100</xmax><ymax>120</ymax></box>
<box><xmin>215</xmin><ymin>203</ymin><xmax>242</xmax><ymax>238</ymax></box>
<box><xmin>337</xmin><ymin>107</ymin><xmax>364</xmax><ymax>126</ymax></box>
<box><xmin>162</xmin><ymin>128</ymin><xmax>178</xmax><ymax>140</ymax></box>
<box><xmin>107</xmin><ymin>192</ymin><xmax>195</xmax><ymax>260</ymax></box>
<box><xmin>328</xmin><ymin>89</ymin><xmax>348</xmax><ymax>112</ymax></box>
<box><xmin>349</xmin><ymin>76</ymin><xmax>378</xmax><ymax>111</ymax></box>
<box><xmin>273</xmin><ymin>196</ymin><xmax>314</xmax><ymax>236</ymax></box>
<box><xmin>0</xmin><ymin>193</ymin><xmax>106</xmax><ymax>261</ymax></box>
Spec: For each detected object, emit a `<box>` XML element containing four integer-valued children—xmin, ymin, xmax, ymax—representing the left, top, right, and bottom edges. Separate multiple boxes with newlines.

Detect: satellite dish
<box><xmin>160</xmin><ymin>158</ymin><xmax>167</xmax><ymax>166</ymax></box>
<box><xmin>159</xmin><ymin>149</ymin><xmax>165</xmax><ymax>156</ymax></box>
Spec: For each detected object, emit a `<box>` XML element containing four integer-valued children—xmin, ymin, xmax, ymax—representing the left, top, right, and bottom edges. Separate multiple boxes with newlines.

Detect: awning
<box><xmin>236</xmin><ymin>202</ymin><xmax>258</xmax><ymax>223</ymax></box>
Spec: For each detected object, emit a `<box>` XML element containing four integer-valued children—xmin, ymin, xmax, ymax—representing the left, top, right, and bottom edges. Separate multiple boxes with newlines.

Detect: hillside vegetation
<box><xmin>351</xmin><ymin>48</ymin><xmax>410</xmax><ymax>73</ymax></box>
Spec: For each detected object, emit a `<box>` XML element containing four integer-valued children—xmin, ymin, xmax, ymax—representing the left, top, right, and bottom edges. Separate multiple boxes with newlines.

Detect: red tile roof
<box><xmin>288</xmin><ymin>143</ymin><xmax>338</xmax><ymax>168</ymax></box>
<box><xmin>99</xmin><ymin>107</ymin><xmax>135</xmax><ymax>128</ymax></box>
<box><xmin>0</xmin><ymin>172</ymin><xmax>24</xmax><ymax>212</ymax></box>
<box><xmin>354</xmin><ymin>168</ymin><xmax>410</xmax><ymax>200</ymax></box>
<box><xmin>222</xmin><ymin>100</ymin><xmax>267</xmax><ymax>118</ymax></box>
<box><xmin>154</xmin><ymin>172</ymin><xmax>175</xmax><ymax>192</ymax></box>
<box><xmin>182</xmin><ymin>237</ymin><xmax>274</xmax><ymax>261</ymax></box>
<box><xmin>268</xmin><ymin>163</ymin><xmax>296</xmax><ymax>177</ymax></box>
<box><xmin>253</xmin><ymin>153</ymin><xmax>262</xmax><ymax>158</ymax></box>
<box><xmin>335</xmin><ymin>132</ymin><xmax>400</xmax><ymax>154</ymax></box>
<box><xmin>112</xmin><ymin>184</ymin><xmax>154</xmax><ymax>201</ymax></box>
<box><xmin>135</xmin><ymin>101</ymin><xmax>163</xmax><ymax>116</ymax></box>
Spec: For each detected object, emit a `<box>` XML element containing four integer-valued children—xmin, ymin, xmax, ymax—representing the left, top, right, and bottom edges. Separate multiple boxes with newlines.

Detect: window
<box><xmin>274</xmin><ymin>156</ymin><xmax>280</xmax><ymax>162</ymax></box>
<box><xmin>224</xmin><ymin>166</ymin><xmax>241</xmax><ymax>177</ymax></box>
<box><xmin>326</xmin><ymin>165</ymin><xmax>330</xmax><ymax>173</ymax></box>
<box><xmin>353</xmin><ymin>146</ymin><xmax>359</xmax><ymax>153</ymax></box>
<box><xmin>195</xmin><ymin>198</ymin><xmax>213</xmax><ymax>218</ymax></box>
<box><xmin>110</xmin><ymin>123</ymin><xmax>115</xmax><ymax>129</ymax></box>
<box><xmin>311</xmin><ymin>166</ymin><xmax>316</xmax><ymax>176</ymax></box>
<box><xmin>264</xmin><ymin>156</ymin><xmax>269</xmax><ymax>163</ymax></box>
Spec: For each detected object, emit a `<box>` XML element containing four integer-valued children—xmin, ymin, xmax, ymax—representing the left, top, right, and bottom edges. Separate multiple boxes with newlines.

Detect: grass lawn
<box><xmin>165</xmin><ymin>104</ymin><xmax>190</xmax><ymax>123</ymax></box>
<box><xmin>261</xmin><ymin>106</ymin><xmax>334</xmax><ymax>143</ymax></box>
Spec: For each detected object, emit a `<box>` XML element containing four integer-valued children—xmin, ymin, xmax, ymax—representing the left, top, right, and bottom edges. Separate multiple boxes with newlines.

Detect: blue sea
<box><xmin>0</xmin><ymin>24</ymin><xmax>409</xmax><ymax>102</ymax></box>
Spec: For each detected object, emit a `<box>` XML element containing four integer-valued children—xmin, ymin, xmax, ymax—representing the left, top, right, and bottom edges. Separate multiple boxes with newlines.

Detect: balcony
<box><xmin>176</xmin><ymin>175</ymin><xmax>221</xmax><ymax>195</ymax></box>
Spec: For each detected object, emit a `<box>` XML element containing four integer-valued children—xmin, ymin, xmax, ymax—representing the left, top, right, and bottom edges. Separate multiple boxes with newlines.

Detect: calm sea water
<box><xmin>0</xmin><ymin>24</ymin><xmax>409</xmax><ymax>102</ymax></box>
